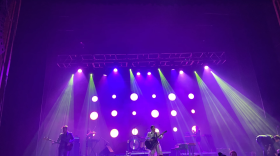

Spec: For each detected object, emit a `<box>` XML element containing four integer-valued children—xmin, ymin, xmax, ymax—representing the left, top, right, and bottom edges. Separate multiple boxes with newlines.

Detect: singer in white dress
<box><xmin>145</xmin><ymin>125</ymin><xmax>163</xmax><ymax>156</ymax></box>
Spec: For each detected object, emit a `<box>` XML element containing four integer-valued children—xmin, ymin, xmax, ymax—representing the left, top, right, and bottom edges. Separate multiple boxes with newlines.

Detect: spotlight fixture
<box><xmin>191</xmin><ymin>109</ymin><xmax>195</xmax><ymax>114</ymax></box>
<box><xmin>78</xmin><ymin>69</ymin><xmax>82</xmax><ymax>73</ymax></box>
<box><xmin>90</xmin><ymin>112</ymin><xmax>98</xmax><ymax>120</ymax></box>
<box><xmin>111</xmin><ymin>110</ymin><xmax>118</xmax><ymax>117</ymax></box>
<box><xmin>173</xmin><ymin>127</ymin><xmax>178</xmax><ymax>132</ymax></box>
<box><xmin>152</xmin><ymin>94</ymin><xmax>156</xmax><ymax>98</ymax></box>
<box><xmin>171</xmin><ymin>110</ymin><xmax>177</xmax><ymax>116</ymax></box>
<box><xmin>110</xmin><ymin>129</ymin><xmax>119</xmax><ymax>138</ymax></box>
<box><xmin>103</xmin><ymin>74</ymin><xmax>107</xmax><ymax>76</ymax></box>
<box><xmin>147</xmin><ymin>72</ymin><xmax>151</xmax><ymax>75</ymax></box>
<box><xmin>204</xmin><ymin>66</ymin><xmax>209</xmax><ymax>69</ymax></box>
<box><xmin>132</xmin><ymin>111</ymin><xmax>136</xmax><ymax>115</ymax></box>
<box><xmin>151</xmin><ymin>110</ymin><xmax>159</xmax><ymax>118</ymax></box>
<box><xmin>179</xmin><ymin>70</ymin><xmax>183</xmax><ymax>74</ymax></box>
<box><xmin>130</xmin><ymin>93</ymin><xmax>138</xmax><ymax>101</ymax></box>
<box><xmin>92</xmin><ymin>96</ymin><xmax>98</xmax><ymax>102</ymax></box>
<box><xmin>137</xmin><ymin>72</ymin><xmax>140</xmax><ymax>76</ymax></box>
<box><xmin>112</xmin><ymin>94</ymin><xmax>116</xmax><ymax>99</ymax></box>
<box><xmin>132</xmin><ymin>128</ymin><xmax>138</xmax><ymax>135</ymax></box>
<box><xmin>168</xmin><ymin>93</ymin><xmax>176</xmax><ymax>101</ymax></box>
<box><xmin>188</xmin><ymin>93</ymin><xmax>194</xmax><ymax>99</ymax></box>
<box><xmin>113</xmin><ymin>68</ymin><xmax>118</xmax><ymax>72</ymax></box>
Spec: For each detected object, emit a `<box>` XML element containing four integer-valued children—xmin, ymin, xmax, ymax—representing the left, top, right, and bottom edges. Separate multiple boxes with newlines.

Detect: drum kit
<box><xmin>129</xmin><ymin>135</ymin><xmax>147</xmax><ymax>151</ymax></box>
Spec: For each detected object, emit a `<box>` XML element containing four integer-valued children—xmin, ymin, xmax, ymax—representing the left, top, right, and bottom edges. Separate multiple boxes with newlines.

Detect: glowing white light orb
<box><xmin>132</xmin><ymin>128</ymin><xmax>138</xmax><ymax>135</ymax></box>
<box><xmin>204</xmin><ymin>66</ymin><xmax>209</xmax><ymax>70</ymax></box>
<box><xmin>151</xmin><ymin>110</ymin><xmax>159</xmax><ymax>118</ymax></box>
<box><xmin>171</xmin><ymin>110</ymin><xmax>177</xmax><ymax>116</ymax></box>
<box><xmin>92</xmin><ymin>96</ymin><xmax>98</xmax><ymax>102</ymax></box>
<box><xmin>147</xmin><ymin>72</ymin><xmax>151</xmax><ymax>75</ymax></box>
<box><xmin>188</xmin><ymin>93</ymin><xmax>194</xmax><ymax>99</ymax></box>
<box><xmin>132</xmin><ymin>111</ymin><xmax>136</xmax><ymax>115</ymax></box>
<box><xmin>179</xmin><ymin>70</ymin><xmax>183</xmax><ymax>74</ymax></box>
<box><xmin>192</xmin><ymin>125</ymin><xmax>196</xmax><ymax>133</ymax></box>
<box><xmin>112</xmin><ymin>94</ymin><xmax>116</xmax><ymax>99</ymax></box>
<box><xmin>130</xmin><ymin>93</ymin><xmax>138</xmax><ymax>101</ymax></box>
<box><xmin>155</xmin><ymin>128</ymin><xmax>159</xmax><ymax>133</ymax></box>
<box><xmin>111</xmin><ymin>110</ymin><xmax>118</xmax><ymax>117</ymax></box>
<box><xmin>90</xmin><ymin>112</ymin><xmax>98</xmax><ymax>120</ymax></box>
<box><xmin>191</xmin><ymin>109</ymin><xmax>195</xmax><ymax>114</ymax></box>
<box><xmin>110</xmin><ymin>129</ymin><xmax>119</xmax><ymax>138</ymax></box>
<box><xmin>152</xmin><ymin>94</ymin><xmax>156</xmax><ymax>98</ymax></box>
<box><xmin>92</xmin><ymin>133</ymin><xmax>95</xmax><ymax>137</ymax></box>
<box><xmin>137</xmin><ymin>72</ymin><xmax>140</xmax><ymax>76</ymax></box>
<box><xmin>103</xmin><ymin>74</ymin><xmax>107</xmax><ymax>76</ymax></box>
<box><xmin>168</xmin><ymin>93</ymin><xmax>176</xmax><ymax>101</ymax></box>
<box><xmin>78</xmin><ymin>69</ymin><xmax>82</xmax><ymax>73</ymax></box>
<box><xmin>113</xmin><ymin>68</ymin><xmax>118</xmax><ymax>72</ymax></box>
<box><xmin>173</xmin><ymin>127</ymin><xmax>178</xmax><ymax>132</ymax></box>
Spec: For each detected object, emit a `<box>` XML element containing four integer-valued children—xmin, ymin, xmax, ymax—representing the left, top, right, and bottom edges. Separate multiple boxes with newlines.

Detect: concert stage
<box><xmin>115</xmin><ymin>151</ymin><xmax>218</xmax><ymax>156</ymax></box>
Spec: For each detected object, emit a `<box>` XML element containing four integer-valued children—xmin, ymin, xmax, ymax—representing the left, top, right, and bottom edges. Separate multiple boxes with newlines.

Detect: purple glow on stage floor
<box><xmin>78</xmin><ymin>69</ymin><xmax>82</xmax><ymax>73</ymax></box>
<box><xmin>90</xmin><ymin>112</ymin><xmax>98</xmax><ymax>120</ymax></box>
<box><xmin>171</xmin><ymin>110</ymin><xmax>177</xmax><ymax>116</ymax></box>
<box><xmin>151</xmin><ymin>110</ymin><xmax>159</xmax><ymax>118</ymax></box>
<box><xmin>130</xmin><ymin>93</ymin><xmax>138</xmax><ymax>101</ymax></box>
<box><xmin>92</xmin><ymin>96</ymin><xmax>98</xmax><ymax>102</ymax></box>
<box><xmin>110</xmin><ymin>129</ymin><xmax>119</xmax><ymax>138</ymax></box>
<box><xmin>188</xmin><ymin>93</ymin><xmax>194</xmax><ymax>99</ymax></box>
<box><xmin>168</xmin><ymin>93</ymin><xmax>176</xmax><ymax>101</ymax></box>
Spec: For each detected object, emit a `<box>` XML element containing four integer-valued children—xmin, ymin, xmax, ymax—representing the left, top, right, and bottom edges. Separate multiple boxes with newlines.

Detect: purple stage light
<box><xmin>92</xmin><ymin>96</ymin><xmax>98</xmax><ymax>102</ymax></box>
<box><xmin>204</xmin><ymin>66</ymin><xmax>209</xmax><ymax>70</ymax></box>
<box><xmin>130</xmin><ymin>93</ymin><xmax>138</xmax><ymax>101</ymax></box>
<box><xmin>103</xmin><ymin>74</ymin><xmax>107</xmax><ymax>76</ymax></box>
<box><xmin>147</xmin><ymin>72</ymin><xmax>151</xmax><ymax>75</ymax></box>
<box><xmin>171</xmin><ymin>69</ymin><xmax>175</xmax><ymax>70</ymax></box>
<box><xmin>155</xmin><ymin>128</ymin><xmax>159</xmax><ymax>133</ymax></box>
<box><xmin>171</xmin><ymin>110</ymin><xmax>177</xmax><ymax>116</ymax></box>
<box><xmin>78</xmin><ymin>69</ymin><xmax>82</xmax><ymax>73</ymax></box>
<box><xmin>191</xmin><ymin>109</ymin><xmax>195</xmax><ymax>114</ymax></box>
<box><xmin>113</xmin><ymin>68</ymin><xmax>118</xmax><ymax>72</ymax></box>
<box><xmin>152</xmin><ymin>94</ymin><xmax>156</xmax><ymax>98</ymax></box>
<box><xmin>132</xmin><ymin>111</ymin><xmax>136</xmax><ymax>115</ymax></box>
<box><xmin>90</xmin><ymin>112</ymin><xmax>98</xmax><ymax>120</ymax></box>
<box><xmin>112</xmin><ymin>94</ymin><xmax>116</xmax><ymax>99</ymax></box>
<box><xmin>111</xmin><ymin>110</ymin><xmax>117</xmax><ymax>117</ymax></box>
<box><xmin>192</xmin><ymin>126</ymin><xmax>196</xmax><ymax>133</ymax></box>
<box><xmin>137</xmin><ymin>72</ymin><xmax>140</xmax><ymax>76</ymax></box>
<box><xmin>132</xmin><ymin>128</ymin><xmax>138</xmax><ymax>135</ymax></box>
<box><xmin>173</xmin><ymin>127</ymin><xmax>178</xmax><ymax>132</ymax></box>
<box><xmin>110</xmin><ymin>129</ymin><xmax>119</xmax><ymax>138</ymax></box>
<box><xmin>151</xmin><ymin>110</ymin><xmax>159</xmax><ymax>118</ymax></box>
<box><xmin>188</xmin><ymin>93</ymin><xmax>194</xmax><ymax>99</ymax></box>
<box><xmin>179</xmin><ymin>70</ymin><xmax>183</xmax><ymax>74</ymax></box>
<box><xmin>168</xmin><ymin>93</ymin><xmax>176</xmax><ymax>101</ymax></box>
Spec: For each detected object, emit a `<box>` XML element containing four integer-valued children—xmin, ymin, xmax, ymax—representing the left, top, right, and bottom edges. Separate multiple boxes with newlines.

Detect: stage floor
<box><xmin>116</xmin><ymin>151</ymin><xmax>218</xmax><ymax>156</ymax></box>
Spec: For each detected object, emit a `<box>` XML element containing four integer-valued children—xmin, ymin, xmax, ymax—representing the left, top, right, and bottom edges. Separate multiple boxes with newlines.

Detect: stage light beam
<box><xmin>204</xmin><ymin>66</ymin><xmax>209</xmax><ymax>70</ymax></box>
<box><xmin>179</xmin><ymin>70</ymin><xmax>183</xmax><ymax>74</ymax></box>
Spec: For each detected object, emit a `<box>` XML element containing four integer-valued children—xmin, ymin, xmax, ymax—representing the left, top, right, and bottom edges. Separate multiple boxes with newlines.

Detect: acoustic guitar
<box><xmin>145</xmin><ymin>131</ymin><xmax>167</xmax><ymax>150</ymax></box>
<box><xmin>43</xmin><ymin>137</ymin><xmax>73</xmax><ymax>151</ymax></box>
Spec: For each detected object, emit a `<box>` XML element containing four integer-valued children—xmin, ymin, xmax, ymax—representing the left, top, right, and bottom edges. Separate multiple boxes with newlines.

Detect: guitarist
<box><xmin>145</xmin><ymin>125</ymin><xmax>164</xmax><ymax>156</ymax></box>
<box><xmin>56</xmin><ymin>125</ymin><xmax>74</xmax><ymax>156</ymax></box>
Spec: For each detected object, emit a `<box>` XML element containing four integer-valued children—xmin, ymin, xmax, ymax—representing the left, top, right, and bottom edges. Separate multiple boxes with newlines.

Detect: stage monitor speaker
<box><xmin>99</xmin><ymin>145</ymin><xmax>114</xmax><ymax>156</ymax></box>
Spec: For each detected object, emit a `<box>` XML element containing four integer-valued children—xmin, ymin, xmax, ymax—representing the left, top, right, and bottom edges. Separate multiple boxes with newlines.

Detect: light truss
<box><xmin>57</xmin><ymin>52</ymin><xmax>226</xmax><ymax>68</ymax></box>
